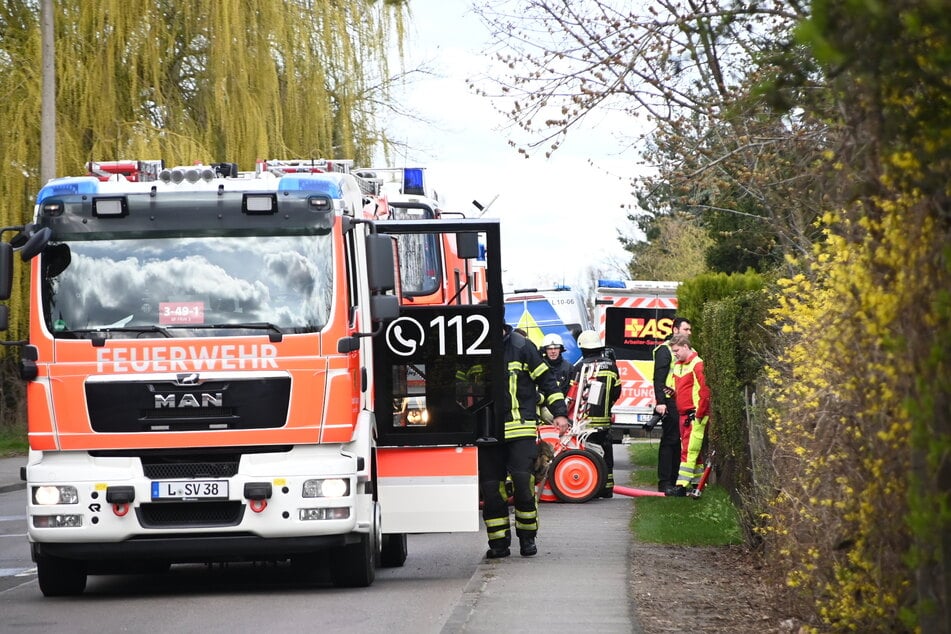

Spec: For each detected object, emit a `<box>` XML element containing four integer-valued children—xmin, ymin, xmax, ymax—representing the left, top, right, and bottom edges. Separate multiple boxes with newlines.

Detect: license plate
<box><xmin>637</xmin><ymin>414</ymin><xmax>654</xmax><ymax>422</ymax></box>
<box><xmin>151</xmin><ymin>480</ymin><xmax>229</xmax><ymax>500</ymax></box>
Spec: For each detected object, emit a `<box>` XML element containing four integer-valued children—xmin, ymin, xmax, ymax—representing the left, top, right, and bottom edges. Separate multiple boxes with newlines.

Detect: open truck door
<box><xmin>372</xmin><ymin>218</ymin><xmax>504</xmax><ymax>533</ymax></box>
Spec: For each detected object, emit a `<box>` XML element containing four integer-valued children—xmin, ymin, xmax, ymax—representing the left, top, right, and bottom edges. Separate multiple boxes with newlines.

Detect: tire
<box><xmin>378</xmin><ymin>533</ymin><xmax>408</xmax><ymax>568</ymax></box>
<box><xmin>330</xmin><ymin>533</ymin><xmax>375</xmax><ymax>588</ymax></box>
<box><xmin>549</xmin><ymin>449</ymin><xmax>607</xmax><ymax>503</ymax></box>
<box><xmin>36</xmin><ymin>554</ymin><xmax>87</xmax><ymax>597</ymax></box>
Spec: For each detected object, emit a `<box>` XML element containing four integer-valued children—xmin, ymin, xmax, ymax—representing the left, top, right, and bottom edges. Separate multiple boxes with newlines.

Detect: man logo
<box><xmin>154</xmin><ymin>392</ymin><xmax>223</xmax><ymax>408</ymax></box>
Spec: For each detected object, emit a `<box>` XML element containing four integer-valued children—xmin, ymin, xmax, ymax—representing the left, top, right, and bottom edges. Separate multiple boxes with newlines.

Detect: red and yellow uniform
<box><xmin>666</xmin><ymin>349</ymin><xmax>710</xmax><ymax>489</ymax></box>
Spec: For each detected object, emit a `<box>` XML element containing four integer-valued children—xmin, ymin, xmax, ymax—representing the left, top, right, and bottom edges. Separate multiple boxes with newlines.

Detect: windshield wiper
<box><xmin>56</xmin><ymin>325</ymin><xmax>173</xmax><ymax>346</ymax></box>
<box><xmin>61</xmin><ymin>325</ymin><xmax>173</xmax><ymax>339</ymax></box>
<box><xmin>170</xmin><ymin>322</ymin><xmax>285</xmax><ymax>342</ymax></box>
<box><xmin>58</xmin><ymin>322</ymin><xmax>285</xmax><ymax>343</ymax></box>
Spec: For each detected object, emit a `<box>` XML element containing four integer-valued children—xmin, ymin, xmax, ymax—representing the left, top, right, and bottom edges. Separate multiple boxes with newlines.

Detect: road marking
<box><xmin>0</xmin><ymin>567</ymin><xmax>35</xmax><ymax>577</ymax></box>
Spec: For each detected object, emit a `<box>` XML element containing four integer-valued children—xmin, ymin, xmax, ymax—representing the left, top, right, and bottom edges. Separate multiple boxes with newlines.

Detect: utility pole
<box><xmin>40</xmin><ymin>0</ymin><xmax>56</xmax><ymax>183</ymax></box>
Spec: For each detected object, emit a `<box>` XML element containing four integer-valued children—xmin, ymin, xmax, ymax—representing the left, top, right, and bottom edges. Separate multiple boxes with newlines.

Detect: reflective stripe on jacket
<box><xmin>571</xmin><ymin>353</ymin><xmax>621</xmax><ymax>427</ymax></box>
<box><xmin>666</xmin><ymin>350</ymin><xmax>710</xmax><ymax>419</ymax></box>
<box><xmin>503</xmin><ymin>327</ymin><xmax>568</xmax><ymax>440</ymax></box>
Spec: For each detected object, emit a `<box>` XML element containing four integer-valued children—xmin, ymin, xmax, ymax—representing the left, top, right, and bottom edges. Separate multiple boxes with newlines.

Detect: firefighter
<box><xmin>479</xmin><ymin>325</ymin><xmax>569</xmax><ymax>559</ymax></box>
<box><xmin>540</xmin><ymin>333</ymin><xmax>573</xmax><ymax>395</ymax></box>
<box><xmin>571</xmin><ymin>329</ymin><xmax>621</xmax><ymax>498</ymax></box>
<box><xmin>665</xmin><ymin>333</ymin><xmax>711</xmax><ymax>497</ymax></box>
<box><xmin>650</xmin><ymin>317</ymin><xmax>692</xmax><ymax>494</ymax></box>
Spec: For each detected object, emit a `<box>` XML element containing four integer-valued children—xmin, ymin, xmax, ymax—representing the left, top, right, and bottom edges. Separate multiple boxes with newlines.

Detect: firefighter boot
<box><xmin>485</xmin><ymin>538</ymin><xmax>511</xmax><ymax>559</ymax></box>
<box><xmin>519</xmin><ymin>536</ymin><xmax>537</xmax><ymax>557</ymax></box>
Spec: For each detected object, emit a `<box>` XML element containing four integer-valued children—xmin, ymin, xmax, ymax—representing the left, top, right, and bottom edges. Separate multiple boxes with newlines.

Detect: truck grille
<box><xmin>137</xmin><ymin>501</ymin><xmax>245</xmax><ymax>528</ymax></box>
<box><xmin>86</xmin><ymin>377</ymin><xmax>291</xmax><ymax>432</ymax></box>
<box><xmin>142</xmin><ymin>460</ymin><xmax>239</xmax><ymax>480</ymax></box>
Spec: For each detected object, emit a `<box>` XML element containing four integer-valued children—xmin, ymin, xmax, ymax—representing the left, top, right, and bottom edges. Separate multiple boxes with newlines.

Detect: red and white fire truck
<box><xmin>0</xmin><ymin>158</ymin><xmax>505</xmax><ymax>596</ymax></box>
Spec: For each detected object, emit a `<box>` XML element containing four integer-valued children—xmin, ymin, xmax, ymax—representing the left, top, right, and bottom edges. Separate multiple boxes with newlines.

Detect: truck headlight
<box><xmin>301</xmin><ymin>478</ymin><xmax>349</xmax><ymax>498</ymax></box>
<box><xmin>33</xmin><ymin>485</ymin><xmax>79</xmax><ymax>505</ymax></box>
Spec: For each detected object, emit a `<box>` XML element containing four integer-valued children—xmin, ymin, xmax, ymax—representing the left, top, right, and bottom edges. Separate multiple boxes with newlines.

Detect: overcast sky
<box><xmin>380</xmin><ymin>0</ymin><xmax>645</xmax><ymax>292</ymax></box>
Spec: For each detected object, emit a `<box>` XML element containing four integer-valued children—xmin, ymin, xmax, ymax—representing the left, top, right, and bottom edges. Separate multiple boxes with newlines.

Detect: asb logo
<box><xmin>623</xmin><ymin>317</ymin><xmax>673</xmax><ymax>340</ymax></box>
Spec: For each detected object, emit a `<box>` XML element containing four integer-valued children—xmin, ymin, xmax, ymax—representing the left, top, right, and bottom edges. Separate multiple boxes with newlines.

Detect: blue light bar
<box><xmin>597</xmin><ymin>279</ymin><xmax>627</xmax><ymax>288</ymax></box>
<box><xmin>403</xmin><ymin>168</ymin><xmax>425</xmax><ymax>195</ymax></box>
<box><xmin>37</xmin><ymin>177</ymin><xmax>101</xmax><ymax>204</ymax></box>
<box><xmin>277</xmin><ymin>175</ymin><xmax>343</xmax><ymax>198</ymax></box>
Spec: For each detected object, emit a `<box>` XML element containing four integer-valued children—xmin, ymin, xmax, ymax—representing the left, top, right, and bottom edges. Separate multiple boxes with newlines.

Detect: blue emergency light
<box><xmin>403</xmin><ymin>168</ymin><xmax>425</xmax><ymax>195</ymax></box>
<box><xmin>36</xmin><ymin>178</ymin><xmax>101</xmax><ymax>205</ymax></box>
<box><xmin>277</xmin><ymin>175</ymin><xmax>343</xmax><ymax>198</ymax></box>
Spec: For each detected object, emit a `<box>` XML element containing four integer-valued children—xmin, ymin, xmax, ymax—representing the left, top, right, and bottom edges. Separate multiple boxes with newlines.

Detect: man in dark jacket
<box><xmin>479</xmin><ymin>325</ymin><xmax>569</xmax><ymax>559</ymax></box>
<box><xmin>651</xmin><ymin>316</ymin><xmax>692</xmax><ymax>494</ymax></box>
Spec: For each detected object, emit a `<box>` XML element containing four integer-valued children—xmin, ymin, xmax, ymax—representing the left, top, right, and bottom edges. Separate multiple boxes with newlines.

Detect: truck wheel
<box><xmin>378</xmin><ymin>533</ymin><xmax>407</xmax><ymax>568</ymax></box>
<box><xmin>549</xmin><ymin>449</ymin><xmax>606</xmax><ymax>503</ymax></box>
<box><xmin>36</xmin><ymin>554</ymin><xmax>87</xmax><ymax>597</ymax></box>
<box><xmin>330</xmin><ymin>533</ymin><xmax>375</xmax><ymax>588</ymax></box>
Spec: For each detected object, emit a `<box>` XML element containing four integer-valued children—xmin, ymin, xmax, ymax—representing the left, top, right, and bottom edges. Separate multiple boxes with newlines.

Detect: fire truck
<box><xmin>0</xmin><ymin>158</ymin><xmax>505</xmax><ymax>596</ymax></box>
<box><xmin>593</xmin><ymin>279</ymin><xmax>679</xmax><ymax>443</ymax></box>
<box><xmin>356</xmin><ymin>165</ymin><xmax>488</xmax><ymax>307</ymax></box>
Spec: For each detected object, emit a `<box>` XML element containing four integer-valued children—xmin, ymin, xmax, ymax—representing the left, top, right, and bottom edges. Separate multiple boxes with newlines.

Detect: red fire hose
<box><xmin>612</xmin><ymin>485</ymin><xmax>667</xmax><ymax>498</ymax></box>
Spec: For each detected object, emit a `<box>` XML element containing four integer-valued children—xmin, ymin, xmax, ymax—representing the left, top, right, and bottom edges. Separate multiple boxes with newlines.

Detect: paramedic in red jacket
<box><xmin>666</xmin><ymin>333</ymin><xmax>711</xmax><ymax>497</ymax></box>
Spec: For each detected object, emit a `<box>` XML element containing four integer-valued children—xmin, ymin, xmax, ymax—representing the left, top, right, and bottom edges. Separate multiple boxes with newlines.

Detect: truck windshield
<box><xmin>42</xmin><ymin>234</ymin><xmax>333</xmax><ymax>338</ymax></box>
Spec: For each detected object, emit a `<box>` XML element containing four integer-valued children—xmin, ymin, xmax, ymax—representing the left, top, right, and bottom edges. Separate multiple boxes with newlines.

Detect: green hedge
<box><xmin>678</xmin><ymin>271</ymin><xmax>768</xmax><ymax>543</ymax></box>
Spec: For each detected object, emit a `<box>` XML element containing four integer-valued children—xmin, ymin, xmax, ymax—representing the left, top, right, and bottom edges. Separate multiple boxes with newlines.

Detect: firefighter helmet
<box><xmin>577</xmin><ymin>330</ymin><xmax>602</xmax><ymax>351</ymax></box>
<box><xmin>541</xmin><ymin>333</ymin><xmax>565</xmax><ymax>351</ymax></box>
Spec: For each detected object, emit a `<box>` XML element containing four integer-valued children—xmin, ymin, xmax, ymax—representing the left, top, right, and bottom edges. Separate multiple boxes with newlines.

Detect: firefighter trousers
<box><xmin>588</xmin><ymin>426</ymin><xmax>614</xmax><ymax>495</ymax></box>
<box><xmin>478</xmin><ymin>436</ymin><xmax>537</xmax><ymax>548</ymax></box>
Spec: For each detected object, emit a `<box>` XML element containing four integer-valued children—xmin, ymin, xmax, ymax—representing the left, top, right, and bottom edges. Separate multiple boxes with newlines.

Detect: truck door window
<box><xmin>392</xmin><ymin>232</ymin><xmax>440</xmax><ymax>296</ymax></box>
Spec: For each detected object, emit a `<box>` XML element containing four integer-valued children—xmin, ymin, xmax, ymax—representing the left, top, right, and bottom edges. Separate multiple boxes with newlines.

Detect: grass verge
<box><xmin>626</xmin><ymin>440</ymin><xmax>743</xmax><ymax>546</ymax></box>
<box><xmin>0</xmin><ymin>423</ymin><xmax>28</xmax><ymax>456</ymax></box>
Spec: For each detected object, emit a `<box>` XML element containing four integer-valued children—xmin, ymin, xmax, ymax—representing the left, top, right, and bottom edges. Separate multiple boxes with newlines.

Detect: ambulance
<box><xmin>593</xmin><ymin>280</ymin><xmax>680</xmax><ymax>442</ymax></box>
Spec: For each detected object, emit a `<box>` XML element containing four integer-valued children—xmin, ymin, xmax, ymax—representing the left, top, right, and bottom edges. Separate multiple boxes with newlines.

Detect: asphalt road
<box><xmin>0</xmin><ymin>447</ymin><xmax>640</xmax><ymax>633</ymax></box>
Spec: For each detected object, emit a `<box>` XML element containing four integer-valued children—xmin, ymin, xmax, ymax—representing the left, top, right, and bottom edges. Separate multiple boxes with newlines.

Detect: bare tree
<box><xmin>472</xmin><ymin>0</ymin><xmax>807</xmax><ymax>156</ymax></box>
<box><xmin>472</xmin><ymin>1</ymin><xmax>826</xmax><ymax>272</ymax></box>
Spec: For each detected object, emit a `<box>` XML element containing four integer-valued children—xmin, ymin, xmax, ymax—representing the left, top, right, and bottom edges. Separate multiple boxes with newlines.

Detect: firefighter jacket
<box><xmin>542</xmin><ymin>355</ymin><xmax>574</xmax><ymax>396</ymax></box>
<box><xmin>571</xmin><ymin>352</ymin><xmax>621</xmax><ymax>427</ymax></box>
<box><xmin>501</xmin><ymin>326</ymin><xmax>568</xmax><ymax>440</ymax></box>
<box><xmin>666</xmin><ymin>349</ymin><xmax>710</xmax><ymax>419</ymax></box>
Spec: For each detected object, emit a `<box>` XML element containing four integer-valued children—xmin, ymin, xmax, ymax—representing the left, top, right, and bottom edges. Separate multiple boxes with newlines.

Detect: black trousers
<box><xmin>657</xmin><ymin>401</ymin><xmax>681</xmax><ymax>490</ymax></box>
<box><xmin>588</xmin><ymin>426</ymin><xmax>614</xmax><ymax>493</ymax></box>
<box><xmin>479</xmin><ymin>437</ymin><xmax>538</xmax><ymax>547</ymax></box>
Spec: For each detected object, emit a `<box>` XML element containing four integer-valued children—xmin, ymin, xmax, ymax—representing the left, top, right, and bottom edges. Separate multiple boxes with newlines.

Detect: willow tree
<box><xmin>0</xmin><ymin>0</ymin><xmax>407</xmax><ymax>348</ymax></box>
